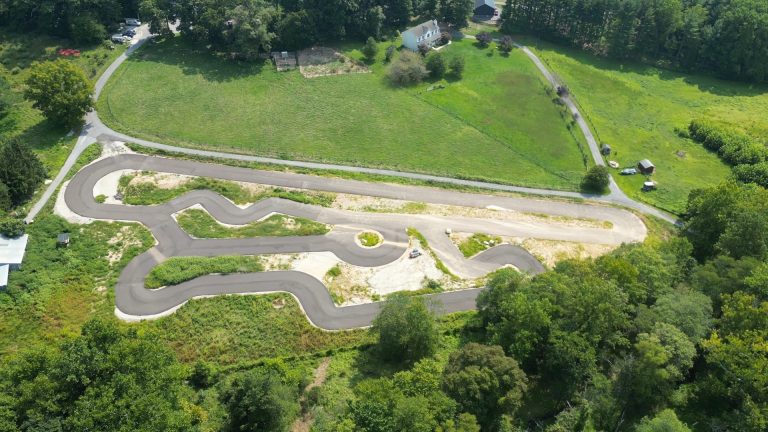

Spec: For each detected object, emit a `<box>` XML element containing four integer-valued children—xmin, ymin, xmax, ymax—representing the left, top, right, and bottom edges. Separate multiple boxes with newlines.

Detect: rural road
<box><xmin>65</xmin><ymin>154</ymin><xmax>645</xmax><ymax>328</ymax></box>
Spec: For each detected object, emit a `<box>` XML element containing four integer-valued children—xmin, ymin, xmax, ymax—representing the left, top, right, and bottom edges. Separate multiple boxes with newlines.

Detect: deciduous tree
<box><xmin>24</xmin><ymin>59</ymin><xmax>93</xmax><ymax>129</ymax></box>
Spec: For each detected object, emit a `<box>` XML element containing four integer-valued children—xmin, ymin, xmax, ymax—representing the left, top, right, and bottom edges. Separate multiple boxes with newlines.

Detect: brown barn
<box><xmin>637</xmin><ymin>159</ymin><xmax>655</xmax><ymax>174</ymax></box>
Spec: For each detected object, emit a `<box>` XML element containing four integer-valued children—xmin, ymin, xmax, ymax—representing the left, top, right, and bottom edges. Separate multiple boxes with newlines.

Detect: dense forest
<box><xmin>501</xmin><ymin>0</ymin><xmax>768</xmax><ymax>83</ymax></box>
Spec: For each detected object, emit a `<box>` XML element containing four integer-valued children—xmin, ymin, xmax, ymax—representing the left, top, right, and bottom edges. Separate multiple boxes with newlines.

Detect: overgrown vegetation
<box><xmin>176</xmin><ymin>209</ymin><xmax>329</xmax><ymax>239</ymax></box>
<box><xmin>118</xmin><ymin>173</ymin><xmax>335</xmax><ymax>207</ymax></box>
<box><xmin>457</xmin><ymin>233</ymin><xmax>502</xmax><ymax>258</ymax></box>
<box><xmin>145</xmin><ymin>255</ymin><xmax>264</xmax><ymax>289</ymax></box>
<box><xmin>688</xmin><ymin>118</ymin><xmax>768</xmax><ymax>188</ymax></box>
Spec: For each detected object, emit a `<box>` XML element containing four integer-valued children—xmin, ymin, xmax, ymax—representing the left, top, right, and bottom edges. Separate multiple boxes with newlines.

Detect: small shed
<box><xmin>637</xmin><ymin>159</ymin><xmax>655</xmax><ymax>175</ymax></box>
<box><xmin>600</xmin><ymin>143</ymin><xmax>611</xmax><ymax>156</ymax></box>
<box><xmin>57</xmin><ymin>233</ymin><xmax>70</xmax><ymax>248</ymax></box>
<box><xmin>474</xmin><ymin>0</ymin><xmax>497</xmax><ymax>16</ymax></box>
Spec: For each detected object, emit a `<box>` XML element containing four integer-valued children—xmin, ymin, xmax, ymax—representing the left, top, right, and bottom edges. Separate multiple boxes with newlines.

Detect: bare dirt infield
<box><xmin>298</xmin><ymin>46</ymin><xmax>370</xmax><ymax>78</ymax></box>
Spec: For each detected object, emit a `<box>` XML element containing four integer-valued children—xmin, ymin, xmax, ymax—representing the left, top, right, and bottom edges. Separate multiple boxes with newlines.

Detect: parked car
<box><xmin>122</xmin><ymin>29</ymin><xmax>136</xmax><ymax>37</ymax></box>
<box><xmin>125</xmin><ymin>18</ymin><xmax>141</xmax><ymax>26</ymax></box>
<box><xmin>620</xmin><ymin>168</ymin><xmax>638</xmax><ymax>175</ymax></box>
<box><xmin>111</xmin><ymin>34</ymin><xmax>129</xmax><ymax>43</ymax></box>
<box><xmin>409</xmin><ymin>249</ymin><xmax>422</xmax><ymax>259</ymax></box>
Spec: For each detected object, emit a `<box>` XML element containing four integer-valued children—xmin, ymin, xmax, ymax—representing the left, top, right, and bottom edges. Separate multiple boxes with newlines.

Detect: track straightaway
<box><xmin>66</xmin><ymin>154</ymin><xmax>646</xmax><ymax>329</ymax></box>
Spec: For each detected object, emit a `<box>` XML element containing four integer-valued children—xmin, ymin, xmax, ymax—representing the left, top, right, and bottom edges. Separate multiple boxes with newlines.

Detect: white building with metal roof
<box><xmin>0</xmin><ymin>234</ymin><xmax>29</xmax><ymax>288</ymax></box>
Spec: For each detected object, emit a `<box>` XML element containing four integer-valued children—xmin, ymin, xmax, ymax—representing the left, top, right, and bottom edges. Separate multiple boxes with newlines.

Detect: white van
<box><xmin>125</xmin><ymin>18</ymin><xmax>141</xmax><ymax>26</ymax></box>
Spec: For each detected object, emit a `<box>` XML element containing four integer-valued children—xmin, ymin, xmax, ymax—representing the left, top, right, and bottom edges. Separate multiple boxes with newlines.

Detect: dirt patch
<box><xmin>129</xmin><ymin>172</ymin><xmax>193</xmax><ymax>189</ymax></box>
<box><xmin>291</xmin><ymin>358</ymin><xmax>331</xmax><ymax>432</ymax></box>
<box><xmin>298</xmin><ymin>46</ymin><xmax>370</xmax><ymax>78</ymax></box>
<box><xmin>518</xmin><ymin>238</ymin><xmax>615</xmax><ymax>268</ymax></box>
<box><xmin>332</xmin><ymin>193</ymin><xmax>608</xmax><ymax>229</ymax></box>
<box><xmin>106</xmin><ymin>226</ymin><xmax>146</xmax><ymax>265</ymax></box>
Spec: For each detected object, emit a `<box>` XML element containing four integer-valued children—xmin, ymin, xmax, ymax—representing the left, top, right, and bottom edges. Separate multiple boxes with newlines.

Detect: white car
<box><xmin>125</xmin><ymin>18</ymin><xmax>141</xmax><ymax>26</ymax></box>
<box><xmin>111</xmin><ymin>34</ymin><xmax>130</xmax><ymax>44</ymax></box>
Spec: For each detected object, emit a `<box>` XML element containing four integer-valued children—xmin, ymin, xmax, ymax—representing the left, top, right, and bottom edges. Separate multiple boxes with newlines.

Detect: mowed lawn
<box><xmin>521</xmin><ymin>37</ymin><xmax>768</xmax><ymax>213</ymax></box>
<box><xmin>98</xmin><ymin>38</ymin><xmax>587</xmax><ymax>190</ymax></box>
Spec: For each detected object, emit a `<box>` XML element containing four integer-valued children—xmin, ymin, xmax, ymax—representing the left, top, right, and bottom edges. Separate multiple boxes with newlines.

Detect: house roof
<box><xmin>638</xmin><ymin>159</ymin><xmax>655</xmax><ymax>169</ymax></box>
<box><xmin>0</xmin><ymin>234</ymin><xmax>29</xmax><ymax>266</ymax></box>
<box><xmin>404</xmin><ymin>19</ymin><xmax>440</xmax><ymax>39</ymax></box>
<box><xmin>0</xmin><ymin>265</ymin><xmax>8</xmax><ymax>287</ymax></box>
<box><xmin>475</xmin><ymin>0</ymin><xmax>496</xmax><ymax>9</ymax></box>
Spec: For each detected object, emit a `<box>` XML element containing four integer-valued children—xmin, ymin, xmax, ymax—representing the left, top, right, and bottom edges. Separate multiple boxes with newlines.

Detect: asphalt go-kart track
<box><xmin>62</xmin><ymin>153</ymin><xmax>647</xmax><ymax>330</ymax></box>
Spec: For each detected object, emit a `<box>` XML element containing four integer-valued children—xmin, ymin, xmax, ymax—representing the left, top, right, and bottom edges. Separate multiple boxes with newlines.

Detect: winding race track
<box><xmin>65</xmin><ymin>154</ymin><xmax>646</xmax><ymax>329</ymax></box>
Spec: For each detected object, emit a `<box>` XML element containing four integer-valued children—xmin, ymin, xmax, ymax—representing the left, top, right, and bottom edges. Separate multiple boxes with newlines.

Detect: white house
<box><xmin>0</xmin><ymin>234</ymin><xmax>28</xmax><ymax>289</ymax></box>
<box><xmin>402</xmin><ymin>19</ymin><xmax>442</xmax><ymax>51</ymax></box>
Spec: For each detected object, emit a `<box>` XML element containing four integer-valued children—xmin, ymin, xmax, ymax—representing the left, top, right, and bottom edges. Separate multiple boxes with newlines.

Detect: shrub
<box><xmin>0</xmin><ymin>182</ymin><xmax>10</xmax><ymax>212</ymax></box>
<box><xmin>418</xmin><ymin>42</ymin><xmax>431</xmax><ymax>56</ymax></box>
<box><xmin>440</xmin><ymin>31</ymin><xmax>452</xmax><ymax>45</ymax></box>
<box><xmin>0</xmin><ymin>218</ymin><xmax>25</xmax><ymax>238</ymax></box>
<box><xmin>385</xmin><ymin>45</ymin><xmax>396</xmax><ymax>62</ymax></box>
<box><xmin>498</xmin><ymin>35</ymin><xmax>514</xmax><ymax>53</ymax></box>
<box><xmin>732</xmin><ymin>162</ymin><xmax>768</xmax><ymax>188</ymax></box>
<box><xmin>0</xmin><ymin>138</ymin><xmax>47</xmax><ymax>206</ymax></box>
<box><xmin>581</xmin><ymin>165</ymin><xmax>610</xmax><ymax>193</ymax></box>
<box><xmin>449</xmin><ymin>55</ymin><xmax>465</xmax><ymax>78</ymax></box>
<box><xmin>362</xmin><ymin>37</ymin><xmax>378</xmax><ymax>61</ymax></box>
<box><xmin>387</xmin><ymin>50</ymin><xmax>427</xmax><ymax>86</ymax></box>
<box><xmin>69</xmin><ymin>15</ymin><xmax>107</xmax><ymax>45</ymax></box>
<box><xmin>688</xmin><ymin>119</ymin><xmax>768</xmax><ymax>166</ymax></box>
<box><xmin>476</xmin><ymin>32</ymin><xmax>492</xmax><ymax>47</ymax></box>
<box><xmin>425</xmin><ymin>52</ymin><xmax>446</xmax><ymax>78</ymax></box>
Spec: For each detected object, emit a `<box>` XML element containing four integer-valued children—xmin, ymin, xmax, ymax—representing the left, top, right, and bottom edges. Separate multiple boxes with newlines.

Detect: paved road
<box><xmin>65</xmin><ymin>154</ymin><xmax>645</xmax><ymax>328</ymax></box>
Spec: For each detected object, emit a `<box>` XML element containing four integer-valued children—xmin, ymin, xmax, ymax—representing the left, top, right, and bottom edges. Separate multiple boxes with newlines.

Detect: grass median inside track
<box><xmin>98</xmin><ymin>37</ymin><xmax>589</xmax><ymax>191</ymax></box>
<box><xmin>145</xmin><ymin>255</ymin><xmax>264</xmax><ymax>289</ymax></box>
<box><xmin>176</xmin><ymin>209</ymin><xmax>330</xmax><ymax>239</ymax></box>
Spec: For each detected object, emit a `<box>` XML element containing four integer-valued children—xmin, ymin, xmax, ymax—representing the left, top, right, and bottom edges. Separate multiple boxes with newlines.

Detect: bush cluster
<box><xmin>688</xmin><ymin>119</ymin><xmax>768</xmax><ymax>165</ymax></box>
<box><xmin>688</xmin><ymin>119</ymin><xmax>768</xmax><ymax>188</ymax></box>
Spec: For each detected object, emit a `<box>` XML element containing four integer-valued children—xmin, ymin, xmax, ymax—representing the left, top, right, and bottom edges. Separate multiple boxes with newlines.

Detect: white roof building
<box><xmin>402</xmin><ymin>19</ymin><xmax>442</xmax><ymax>51</ymax></box>
<box><xmin>0</xmin><ymin>234</ymin><xmax>29</xmax><ymax>288</ymax></box>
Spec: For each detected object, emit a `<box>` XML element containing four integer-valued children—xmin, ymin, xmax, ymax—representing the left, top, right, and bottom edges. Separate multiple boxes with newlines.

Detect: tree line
<box><xmin>501</xmin><ymin>0</ymin><xmax>768</xmax><ymax>83</ymax></box>
<box><xmin>139</xmin><ymin>0</ymin><xmax>473</xmax><ymax>58</ymax></box>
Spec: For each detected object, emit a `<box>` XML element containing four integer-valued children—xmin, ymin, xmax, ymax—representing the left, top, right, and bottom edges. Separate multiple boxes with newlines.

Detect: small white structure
<box><xmin>402</xmin><ymin>19</ymin><xmax>442</xmax><ymax>51</ymax></box>
<box><xmin>0</xmin><ymin>234</ymin><xmax>29</xmax><ymax>289</ymax></box>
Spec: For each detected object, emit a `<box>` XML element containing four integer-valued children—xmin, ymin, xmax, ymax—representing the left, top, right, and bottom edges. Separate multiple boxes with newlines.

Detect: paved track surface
<box><xmin>66</xmin><ymin>154</ymin><xmax>646</xmax><ymax>329</ymax></box>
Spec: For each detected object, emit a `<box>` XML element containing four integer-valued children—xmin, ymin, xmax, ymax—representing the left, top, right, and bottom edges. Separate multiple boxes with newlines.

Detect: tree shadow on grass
<box><xmin>130</xmin><ymin>36</ymin><xmax>266</xmax><ymax>83</ymax></box>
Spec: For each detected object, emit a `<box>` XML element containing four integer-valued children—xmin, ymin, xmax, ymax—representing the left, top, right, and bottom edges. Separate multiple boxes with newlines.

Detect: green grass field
<box><xmin>518</xmin><ymin>37</ymin><xmax>767</xmax><ymax>213</ymax></box>
<box><xmin>99</xmin><ymin>37</ymin><xmax>588</xmax><ymax>190</ymax></box>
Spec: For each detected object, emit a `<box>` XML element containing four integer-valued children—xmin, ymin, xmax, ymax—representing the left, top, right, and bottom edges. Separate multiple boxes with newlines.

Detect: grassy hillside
<box><xmin>519</xmin><ymin>37</ymin><xmax>766</xmax><ymax>213</ymax></box>
<box><xmin>98</xmin><ymin>37</ymin><xmax>588</xmax><ymax>190</ymax></box>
